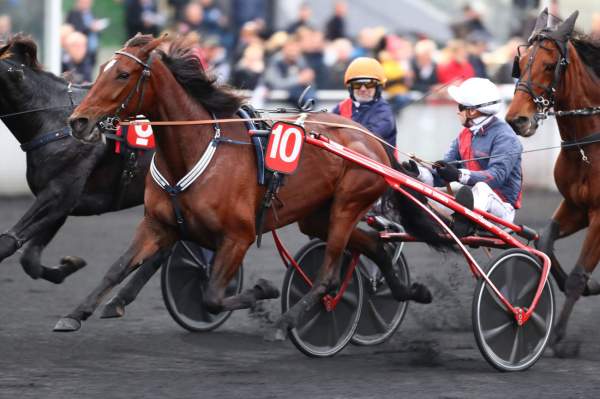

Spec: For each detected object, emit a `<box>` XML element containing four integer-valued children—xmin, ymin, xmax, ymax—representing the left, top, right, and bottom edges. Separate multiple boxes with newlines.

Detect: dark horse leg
<box><xmin>53</xmin><ymin>218</ymin><xmax>175</xmax><ymax>332</ymax></box>
<box><xmin>99</xmin><ymin>256</ymin><xmax>163</xmax><ymax>319</ymax></box>
<box><xmin>551</xmin><ymin>209</ymin><xmax>600</xmax><ymax>357</ymax></box>
<box><xmin>536</xmin><ymin>200</ymin><xmax>599</xmax><ymax>293</ymax></box>
<box><xmin>203</xmin><ymin>234</ymin><xmax>279</xmax><ymax>314</ymax></box>
<box><xmin>0</xmin><ymin>183</ymin><xmax>87</xmax><ymax>281</ymax></box>
<box><xmin>19</xmin><ymin>216</ymin><xmax>86</xmax><ymax>284</ymax></box>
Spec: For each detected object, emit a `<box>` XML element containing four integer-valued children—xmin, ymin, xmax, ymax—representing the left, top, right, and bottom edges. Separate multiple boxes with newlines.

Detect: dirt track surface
<box><xmin>1</xmin><ymin>190</ymin><xmax>600</xmax><ymax>398</ymax></box>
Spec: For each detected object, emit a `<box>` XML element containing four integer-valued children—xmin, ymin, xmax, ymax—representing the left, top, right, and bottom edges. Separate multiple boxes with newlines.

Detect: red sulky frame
<box><xmin>272</xmin><ymin>129</ymin><xmax>551</xmax><ymax>328</ymax></box>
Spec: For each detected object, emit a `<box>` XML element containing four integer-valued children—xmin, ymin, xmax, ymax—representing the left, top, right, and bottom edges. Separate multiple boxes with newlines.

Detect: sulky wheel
<box><xmin>351</xmin><ymin>243</ymin><xmax>410</xmax><ymax>346</ymax></box>
<box><xmin>472</xmin><ymin>248</ymin><xmax>554</xmax><ymax>372</ymax></box>
<box><xmin>282</xmin><ymin>239</ymin><xmax>363</xmax><ymax>358</ymax></box>
<box><xmin>161</xmin><ymin>240</ymin><xmax>243</xmax><ymax>332</ymax></box>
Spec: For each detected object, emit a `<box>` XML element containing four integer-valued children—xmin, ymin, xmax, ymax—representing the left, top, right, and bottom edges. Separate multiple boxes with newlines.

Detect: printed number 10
<box><xmin>269</xmin><ymin>124</ymin><xmax>302</xmax><ymax>163</ymax></box>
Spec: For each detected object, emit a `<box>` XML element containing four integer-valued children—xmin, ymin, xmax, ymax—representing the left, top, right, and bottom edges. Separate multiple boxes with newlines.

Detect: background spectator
<box><xmin>410</xmin><ymin>39</ymin><xmax>439</xmax><ymax>92</ymax></box>
<box><xmin>379</xmin><ymin>35</ymin><xmax>413</xmax><ymax>114</ymax></box>
<box><xmin>325</xmin><ymin>1</ymin><xmax>347</xmax><ymax>41</ymax></box>
<box><xmin>61</xmin><ymin>30</ymin><xmax>93</xmax><ymax>84</ymax></box>
<box><xmin>286</xmin><ymin>2</ymin><xmax>313</xmax><ymax>34</ymax></box>
<box><xmin>0</xmin><ymin>14</ymin><xmax>12</xmax><ymax>41</ymax></box>
<box><xmin>263</xmin><ymin>34</ymin><xmax>315</xmax><ymax>105</ymax></box>
<box><xmin>125</xmin><ymin>0</ymin><xmax>163</xmax><ymax>38</ymax></box>
<box><xmin>66</xmin><ymin>0</ymin><xmax>105</xmax><ymax>64</ymax></box>
<box><xmin>591</xmin><ymin>12</ymin><xmax>600</xmax><ymax>41</ymax></box>
<box><xmin>436</xmin><ymin>39</ymin><xmax>475</xmax><ymax>84</ymax></box>
<box><xmin>298</xmin><ymin>27</ymin><xmax>327</xmax><ymax>89</ymax></box>
<box><xmin>323</xmin><ymin>37</ymin><xmax>353</xmax><ymax>89</ymax></box>
<box><xmin>231</xmin><ymin>43</ymin><xmax>265</xmax><ymax>90</ymax></box>
<box><xmin>466</xmin><ymin>31</ymin><xmax>488</xmax><ymax>78</ymax></box>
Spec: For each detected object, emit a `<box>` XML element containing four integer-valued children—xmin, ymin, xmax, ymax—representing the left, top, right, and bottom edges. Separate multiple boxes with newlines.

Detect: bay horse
<box><xmin>506</xmin><ymin>9</ymin><xmax>600</xmax><ymax>356</ymax></box>
<box><xmin>55</xmin><ymin>34</ymin><xmax>447</xmax><ymax>332</ymax></box>
<box><xmin>0</xmin><ymin>35</ymin><xmax>151</xmax><ymax>283</ymax></box>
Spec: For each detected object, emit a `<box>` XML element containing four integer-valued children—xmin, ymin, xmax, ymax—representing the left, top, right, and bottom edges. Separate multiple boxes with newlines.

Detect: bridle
<box><xmin>513</xmin><ymin>32</ymin><xmax>569</xmax><ymax>123</ymax></box>
<box><xmin>98</xmin><ymin>49</ymin><xmax>155</xmax><ymax>132</ymax></box>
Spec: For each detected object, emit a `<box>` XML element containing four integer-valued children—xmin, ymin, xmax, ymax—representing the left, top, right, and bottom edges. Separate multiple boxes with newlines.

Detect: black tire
<box><xmin>351</xmin><ymin>245</ymin><xmax>410</xmax><ymax>346</ymax></box>
<box><xmin>472</xmin><ymin>248</ymin><xmax>554</xmax><ymax>372</ymax></box>
<box><xmin>282</xmin><ymin>239</ymin><xmax>363</xmax><ymax>357</ymax></box>
<box><xmin>161</xmin><ymin>241</ymin><xmax>243</xmax><ymax>332</ymax></box>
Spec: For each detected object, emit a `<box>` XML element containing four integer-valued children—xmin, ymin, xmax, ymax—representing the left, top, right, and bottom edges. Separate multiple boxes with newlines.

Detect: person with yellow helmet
<box><xmin>332</xmin><ymin>57</ymin><xmax>397</xmax><ymax>147</ymax></box>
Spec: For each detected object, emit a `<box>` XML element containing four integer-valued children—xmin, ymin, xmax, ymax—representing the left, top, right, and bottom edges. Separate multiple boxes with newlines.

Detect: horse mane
<box><xmin>161</xmin><ymin>38</ymin><xmax>244</xmax><ymax>117</ymax></box>
<box><xmin>0</xmin><ymin>34</ymin><xmax>43</xmax><ymax>70</ymax></box>
<box><xmin>571</xmin><ymin>35</ymin><xmax>600</xmax><ymax>79</ymax></box>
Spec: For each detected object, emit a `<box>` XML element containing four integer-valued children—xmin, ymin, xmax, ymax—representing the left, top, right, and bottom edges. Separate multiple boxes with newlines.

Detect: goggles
<box><xmin>457</xmin><ymin>99</ymin><xmax>501</xmax><ymax>112</ymax></box>
<box><xmin>349</xmin><ymin>79</ymin><xmax>379</xmax><ymax>90</ymax></box>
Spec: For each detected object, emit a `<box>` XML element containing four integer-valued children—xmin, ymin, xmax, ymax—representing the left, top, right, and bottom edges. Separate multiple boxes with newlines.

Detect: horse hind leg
<box><xmin>347</xmin><ymin>224</ymin><xmax>432</xmax><ymax>303</ymax></box>
<box><xmin>536</xmin><ymin>200</ymin><xmax>592</xmax><ymax>292</ymax></box>
<box><xmin>100</xmin><ymin>254</ymin><xmax>164</xmax><ymax>318</ymax></box>
<box><xmin>53</xmin><ymin>218</ymin><xmax>175</xmax><ymax>332</ymax></box>
<box><xmin>20</xmin><ymin>217</ymin><xmax>86</xmax><ymax>284</ymax></box>
<box><xmin>203</xmin><ymin>236</ymin><xmax>279</xmax><ymax>314</ymax></box>
<box><xmin>552</xmin><ymin>211</ymin><xmax>600</xmax><ymax>357</ymax></box>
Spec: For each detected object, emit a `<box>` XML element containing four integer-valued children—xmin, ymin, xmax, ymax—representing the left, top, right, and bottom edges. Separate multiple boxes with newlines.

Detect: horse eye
<box><xmin>117</xmin><ymin>72</ymin><xmax>130</xmax><ymax>80</ymax></box>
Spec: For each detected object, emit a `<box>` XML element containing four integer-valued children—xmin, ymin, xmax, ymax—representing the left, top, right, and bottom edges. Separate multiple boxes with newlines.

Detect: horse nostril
<box><xmin>69</xmin><ymin>117</ymin><xmax>89</xmax><ymax>134</ymax></box>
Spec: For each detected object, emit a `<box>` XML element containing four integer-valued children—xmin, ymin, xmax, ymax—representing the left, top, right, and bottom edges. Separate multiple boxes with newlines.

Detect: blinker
<box><xmin>511</xmin><ymin>56</ymin><xmax>521</xmax><ymax>79</ymax></box>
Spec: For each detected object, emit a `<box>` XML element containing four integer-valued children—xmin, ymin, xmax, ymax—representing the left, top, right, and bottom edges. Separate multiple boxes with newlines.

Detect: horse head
<box><xmin>0</xmin><ymin>35</ymin><xmax>45</xmax><ymax>111</ymax></box>
<box><xmin>505</xmin><ymin>9</ymin><xmax>579</xmax><ymax>137</ymax></box>
<box><xmin>69</xmin><ymin>34</ymin><xmax>167</xmax><ymax>143</ymax></box>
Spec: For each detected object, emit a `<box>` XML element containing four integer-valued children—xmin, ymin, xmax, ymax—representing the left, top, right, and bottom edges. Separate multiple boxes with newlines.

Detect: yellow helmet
<box><xmin>344</xmin><ymin>57</ymin><xmax>387</xmax><ymax>86</ymax></box>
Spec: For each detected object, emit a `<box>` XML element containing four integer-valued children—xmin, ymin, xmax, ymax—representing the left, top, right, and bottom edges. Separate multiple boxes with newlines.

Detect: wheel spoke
<box><xmin>289</xmin><ymin>284</ymin><xmax>306</xmax><ymax>302</ymax></box>
<box><xmin>508</xmin><ymin>327</ymin><xmax>521</xmax><ymax>364</ymax></box>
<box><xmin>374</xmin><ymin>286</ymin><xmax>392</xmax><ymax>298</ymax></box>
<box><xmin>482</xmin><ymin>320</ymin><xmax>513</xmax><ymax>342</ymax></box>
<box><xmin>368</xmin><ymin>299</ymin><xmax>390</xmax><ymax>333</ymax></box>
<box><xmin>340</xmin><ymin>291</ymin><xmax>358</xmax><ymax>308</ymax></box>
<box><xmin>330</xmin><ymin>312</ymin><xmax>340</xmax><ymax>346</ymax></box>
<box><xmin>516</xmin><ymin>277</ymin><xmax>537</xmax><ymax>303</ymax></box>
<box><xmin>297</xmin><ymin>309</ymin><xmax>322</xmax><ymax>337</ymax></box>
<box><xmin>529</xmin><ymin>311</ymin><xmax>547</xmax><ymax>335</ymax></box>
<box><xmin>484</xmin><ymin>284</ymin><xmax>510</xmax><ymax>313</ymax></box>
<box><xmin>504</xmin><ymin>258</ymin><xmax>515</xmax><ymax>301</ymax></box>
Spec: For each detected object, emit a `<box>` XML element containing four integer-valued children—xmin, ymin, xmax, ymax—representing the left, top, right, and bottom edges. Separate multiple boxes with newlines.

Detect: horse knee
<box><xmin>565</xmin><ymin>264</ymin><xmax>589</xmax><ymax>300</ymax></box>
<box><xmin>0</xmin><ymin>233</ymin><xmax>20</xmax><ymax>261</ymax></box>
<box><xmin>20</xmin><ymin>255</ymin><xmax>43</xmax><ymax>279</ymax></box>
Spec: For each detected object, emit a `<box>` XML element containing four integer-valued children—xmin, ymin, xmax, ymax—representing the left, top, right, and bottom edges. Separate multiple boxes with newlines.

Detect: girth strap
<box><xmin>561</xmin><ymin>132</ymin><xmax>600</xmax><ymax>149</ymax></box>
<box><xmin>20</xmin><ymin>127</ymin><xmax>71</xmax><ymax>152</ymax></box>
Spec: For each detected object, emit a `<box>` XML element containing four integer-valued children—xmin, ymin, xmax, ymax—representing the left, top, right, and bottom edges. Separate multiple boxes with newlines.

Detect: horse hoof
<box><xmin>552</xmin><ymin>340</ymin><xmax>581</xmax><ymax>358</ymax></box>
<box><xmin>53</xmin><ymin>317</ymin><xmax>81</xmax><ymax>332</ymax></box>
<box><xmin>254</xmin><ymin>278</ymin><xmax>280</xmax><ymax>300</ymax></box>
<box><xmin>100</xmin><ymin>298</ymin><xmax>125</xmax><ymax>319</ymax></box>
<box><xmin>0</xmin><ymin>234</ymin><xmax>18</xmax><ymax>261</ymax></box>
<box><xmin>409</xmin><ymin>282</ymin><xmax>433</xmax><ymax>304</ymax></box>
<box><xmin>60</xmin><ymin>256</ymin><xmax>87</xmax><ymax>274</ymax></box>
<box><xmin>583</xmin><ymin>278</ymin><xmax>600</xmax><ymax>296</ymax></box>
<box><xmin>263</xmin><ymin>327</ymin><xmax>287</xmax><ymax>342</ymax></box>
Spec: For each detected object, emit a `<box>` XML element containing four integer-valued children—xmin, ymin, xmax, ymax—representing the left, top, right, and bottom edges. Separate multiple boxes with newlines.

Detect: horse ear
<box><xmin>9</xmin><ymin>39</ymin><xmax>40</xmax><ymax>68</ymax></box>
<box><xmin>141</xmin><ymin>34</ymin><xmax>168</xmax><ymax>55</ymax></box>
<box><xmin>531</xmin><ymin>7</ymin><xmax>549</xmax><ymax>34</ymax></box>
<box><xmin>553</xmin><ymin>10</ymin><xmax>579</xmax><ymax>40</ymax></box>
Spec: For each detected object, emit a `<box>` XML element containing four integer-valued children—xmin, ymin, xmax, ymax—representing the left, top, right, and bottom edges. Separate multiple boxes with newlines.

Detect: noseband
<box><xmin>513</xmin><ymin>34</ymin><xmax>569</xmax><ymax>122</ymax></box>
<box><xmin>99</xmin><ymin>49</ymin><xmax>154</xmax><ymax>131</ymax></box>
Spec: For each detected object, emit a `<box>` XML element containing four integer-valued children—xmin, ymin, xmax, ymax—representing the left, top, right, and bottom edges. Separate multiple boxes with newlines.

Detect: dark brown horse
<box><xmin>54</xmin><ymin>35</ymin><xmax>445</xmax><ymax>332</ymax></box>
<box><xmin>506</xmin><ymin>9</ymin><xmax>600</xmax><ymax>356</ymax></box>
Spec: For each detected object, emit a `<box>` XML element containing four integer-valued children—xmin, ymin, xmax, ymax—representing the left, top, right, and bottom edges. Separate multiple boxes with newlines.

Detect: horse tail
<box><xmin>381</xmin><ymin>146</ymin><xmax>453</xmax><ymax>251</ymax></box>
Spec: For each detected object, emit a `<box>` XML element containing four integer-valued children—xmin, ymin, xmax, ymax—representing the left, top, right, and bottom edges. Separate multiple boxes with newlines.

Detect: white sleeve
<box><xmin>458</xmin><ymin>169</ymin><xmax>471</xmax><ymax>185</ymax></box>
<box><xmin>416</xmin><ymin>165</ymin><xmax>434</xmax><ymax>186</ymax></box>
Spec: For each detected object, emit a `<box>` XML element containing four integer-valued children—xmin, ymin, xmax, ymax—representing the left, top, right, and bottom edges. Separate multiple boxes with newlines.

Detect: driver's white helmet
<box><xmin>447</xmin><ymin>77</ymin><xmax>502</xmax><ymax>115</ymax></box>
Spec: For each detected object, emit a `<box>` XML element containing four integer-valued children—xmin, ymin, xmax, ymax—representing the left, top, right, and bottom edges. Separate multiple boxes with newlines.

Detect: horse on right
<box><xmin>506</xmin><ymin>8</ymin><xmax>600</xmax><ymax>357</ymax></box>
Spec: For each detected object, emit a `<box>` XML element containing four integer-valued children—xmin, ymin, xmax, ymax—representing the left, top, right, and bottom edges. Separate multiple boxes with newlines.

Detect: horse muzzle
<box><xmin>507</xmin><ymin>115</ymin><xmax>538</xmax><ymax>137</ymax></box>
<box><xmin>69</xmin><ymin>116</ymin><xmax>101</xmax><ymax>143</ymax></box>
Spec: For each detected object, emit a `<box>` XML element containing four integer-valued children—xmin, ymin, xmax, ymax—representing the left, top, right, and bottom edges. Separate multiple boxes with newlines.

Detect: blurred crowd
<box><xmin>2</xmin><ymin>0</ymin><xmax>600</xmax><ymax>111</ymax></box>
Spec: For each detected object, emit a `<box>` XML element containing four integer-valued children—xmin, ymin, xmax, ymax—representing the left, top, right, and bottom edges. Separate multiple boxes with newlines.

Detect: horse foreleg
<box><xmin>552</xmin><ymin>211</ymin><xmax>600</xmax><ymax>357</ymax></box>
<box><xmin>0</xmin><ymin>184</ymin><xmax>84</xmax><ymax>263</ymax></box>
<box><xmin>19</xmin><ymin>216</ymin><xmax>86</xmax><ymax>284</ymax></box>
<box><xmin>203</xmin><ymin>235</ymin><xmax>278</xmax><ymax>313</ymax></box>
<box><xmin>99</xmin><ymin>254</ymin><xmax>164</xmax><ymax>319</ymax></box>
<box><xmin>536</xmin><ymin>200</ymin><xmax>588</xmax><ymax>292</ymax></box>
<box><xmin>53</xmin><ymin>218</ymin><xmax>174</xmax><ymax>332</ymax></box>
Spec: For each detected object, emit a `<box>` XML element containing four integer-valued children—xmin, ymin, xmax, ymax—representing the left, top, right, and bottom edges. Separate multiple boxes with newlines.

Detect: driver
<box><xmin>405</xmin><ymin>78</ymin><xmax>523</xmax><ymax>235</ymax></box>
<box><xmin>332</xmin><ymin>57</ymin><xmax>397</xmax><ymax>147</ymax></box>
